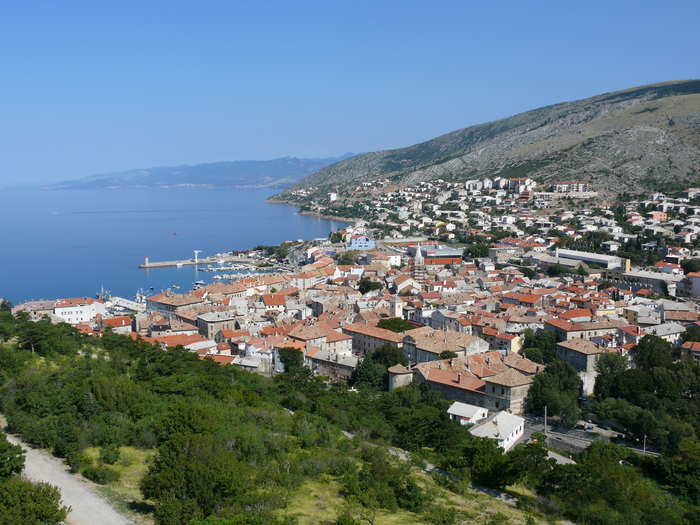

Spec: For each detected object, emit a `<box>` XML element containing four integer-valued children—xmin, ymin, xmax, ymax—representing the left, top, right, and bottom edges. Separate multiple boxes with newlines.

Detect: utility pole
<box><xmin>544</xmin><ymin>406</ymin><xmax>548</xmax><ymax>435</ymax></box>
<box><xmin>643</xmin><ymin>434</ymin><xmax>647</xmax><ymax>455</ymax></box>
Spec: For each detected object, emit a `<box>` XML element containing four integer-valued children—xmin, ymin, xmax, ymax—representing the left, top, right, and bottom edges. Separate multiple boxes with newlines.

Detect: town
<box><xmin>9</xmin><ymin>176</ymin><xmax>700</xmax><ymax>458</ymax></box>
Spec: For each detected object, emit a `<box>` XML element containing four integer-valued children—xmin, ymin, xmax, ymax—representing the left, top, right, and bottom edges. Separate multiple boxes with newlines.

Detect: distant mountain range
<box><xmin>272</xmin><ymin>80</ymin><xmax>700</xmax><ymax>201</ymax></box>
<box><xmin>40</xmin><ymin>154</ymin><xmax>357</xmax><ymax>190</ymax></box>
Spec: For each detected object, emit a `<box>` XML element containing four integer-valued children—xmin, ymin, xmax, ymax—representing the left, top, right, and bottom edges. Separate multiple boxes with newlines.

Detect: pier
<box><xmin>138</xmin><ymin>253</ymin><xmax>257</xmax><ymax>269</ymax></box>
<box><xmin>110</xmin><ymin>296</ymin><xmax>146</xmax><ymax>313</ymax></box>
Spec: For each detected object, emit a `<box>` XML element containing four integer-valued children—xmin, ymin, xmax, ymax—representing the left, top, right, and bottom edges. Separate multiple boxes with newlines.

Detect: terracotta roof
<box><xmin>557</xmin><ymin>338</ymin><xmax>603</xmax><ymax>355</ymax></box>
<box><xmin>485</xmin><ymin>368</ymin><xmax>533</xmax><ymax>387</ymax></box>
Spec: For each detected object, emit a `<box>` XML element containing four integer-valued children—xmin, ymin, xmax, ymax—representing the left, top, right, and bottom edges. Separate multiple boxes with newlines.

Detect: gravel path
<box><xmin>3</xmin><ymin>431</ymin><xmax>132</xmax><ymax>525</ymax></box>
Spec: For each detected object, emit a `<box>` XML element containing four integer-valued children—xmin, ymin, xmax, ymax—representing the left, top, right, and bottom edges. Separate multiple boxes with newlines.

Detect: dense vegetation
<box><xmin>0</xmin><ymin>424</ymin><xmax>69</xmax><ymax>524</ymax></box>
<box><xmin>2</xmin><ymin>311</ymin><xmax>700</xmax><ymax>524</ymax></box>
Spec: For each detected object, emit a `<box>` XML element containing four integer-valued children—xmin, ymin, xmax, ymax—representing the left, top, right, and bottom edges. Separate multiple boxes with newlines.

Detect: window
<box><xmin>501</xmin><ymin>388</ymin><xmax>505</xmax><ymax>395</ymax></box>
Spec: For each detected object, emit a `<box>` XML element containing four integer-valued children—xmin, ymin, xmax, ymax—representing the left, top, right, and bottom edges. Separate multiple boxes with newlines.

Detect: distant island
<box><xmin>37</xmin><ymin>154</ymin><xmax>357</xmax><ymax>190</ymax></box>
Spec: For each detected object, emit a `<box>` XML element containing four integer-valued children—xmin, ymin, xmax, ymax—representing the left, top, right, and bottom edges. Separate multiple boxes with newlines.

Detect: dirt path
<box><xmin>3</xmin><ymin>429</ymin><xmax>132</xmax><ymax>525</ymax></box>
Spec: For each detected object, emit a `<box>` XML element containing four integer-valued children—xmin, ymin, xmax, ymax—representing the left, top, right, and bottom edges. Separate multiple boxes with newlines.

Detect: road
<box><xmin>3</xmin><ymin>425</ymin><xmax>132</xmax><ymax>525</ymax></box>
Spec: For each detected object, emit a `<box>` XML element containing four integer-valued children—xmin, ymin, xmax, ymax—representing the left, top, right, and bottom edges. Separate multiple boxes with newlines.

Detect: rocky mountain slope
<box><xmin>41</xmin><ymin>154</ymin><xmax>356</xmax><ymax>190</ymax></box>
<box><xmin>272</xmin><ymin>80</ymin><xmax>700</xmax><ymax>201</ymax></box>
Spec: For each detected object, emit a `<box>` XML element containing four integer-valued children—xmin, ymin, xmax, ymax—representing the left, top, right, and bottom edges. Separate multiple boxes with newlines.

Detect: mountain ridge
<box><xmin>38</xmin><ymin>154</ymin><xmax>357</xmax><ymax>190</ymax></box>
<box><xmin>272</xmin><ymin>80</ymin><xmax>700</xmax><ymax>201</ymax></box>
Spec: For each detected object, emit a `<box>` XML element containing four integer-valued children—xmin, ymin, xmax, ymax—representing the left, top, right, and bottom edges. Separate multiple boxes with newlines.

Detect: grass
<box><xmin>82</xmin><ymin>446</ymin><xmax>155</xmax><ymax>525</ymax></box>
<box><xmin>278</xmin><ymin>467</ymin><xmax>547</xmax><ymax>525</ymax></box>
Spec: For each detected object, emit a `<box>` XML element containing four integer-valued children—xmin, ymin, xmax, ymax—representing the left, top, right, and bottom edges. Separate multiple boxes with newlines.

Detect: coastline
<box><xmin>265</xmin><ymin>196</ymin><xmax>360</xmax><ymax>223</ymax></box>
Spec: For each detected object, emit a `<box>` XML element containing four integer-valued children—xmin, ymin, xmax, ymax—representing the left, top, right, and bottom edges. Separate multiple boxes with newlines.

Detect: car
<box><xmin>586</xmin><ymin>425</ymin><xmax>594</xmax><ymax>432</ymax></box>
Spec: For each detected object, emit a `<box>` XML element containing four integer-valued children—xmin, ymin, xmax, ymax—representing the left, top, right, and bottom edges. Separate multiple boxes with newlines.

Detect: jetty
<box><xmin>138</xmin><ymin>252</ymin><xmax>257</xmax><ymax>269</ymax></box>
<box><xmin>110</xmin><ymin>296</ymin><xmax>146</xmax><ymax>313</ymax></box>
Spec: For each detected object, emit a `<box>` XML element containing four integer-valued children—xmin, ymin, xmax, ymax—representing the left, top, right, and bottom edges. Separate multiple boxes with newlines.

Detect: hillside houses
<box><xmin>14</xmin><ymin>180</ymin><xmax>700</xmax><ymax>423</ymax></box>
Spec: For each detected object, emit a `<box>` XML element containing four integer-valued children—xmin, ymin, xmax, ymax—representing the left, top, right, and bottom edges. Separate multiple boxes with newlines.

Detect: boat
<box><xmin>96</xmin><ymin>286</ymin><xmax>111</xmax><ymax>301</ymax></box>
<box><xmin>173</xmin><ymin>284</ymin><xmax>180</xmax><ymax>289</ymax></box>
<box><xmin>193</xmin><ymin>280</ymin><xmax>206</xmax><ymax>289</ymax></box>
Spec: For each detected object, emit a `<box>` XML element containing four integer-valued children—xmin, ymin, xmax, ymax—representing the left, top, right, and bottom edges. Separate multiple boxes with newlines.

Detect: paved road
<box><xmin>3</xmin><ymin>429</ymin><xmax>132</xmax><ymax>525</ymax></box>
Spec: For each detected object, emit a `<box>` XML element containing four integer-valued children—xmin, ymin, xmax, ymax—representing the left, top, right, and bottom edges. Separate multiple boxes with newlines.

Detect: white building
<box><xmin>468</xmin><ymin>411</ymin><xmax>525</xmax><ymax>452</ymax></box>
<box><xmin>54</xmin><ymin>298</ymin><xmax>107</xmax><ymax>325</ymax></box>
<box><xmin>447</xmin><ymin>402</ymin><xmax>488</xmax><ymax>425</ymax></box>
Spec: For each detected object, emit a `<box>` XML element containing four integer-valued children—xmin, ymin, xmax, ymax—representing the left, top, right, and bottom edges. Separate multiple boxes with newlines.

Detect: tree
<box><xmin>546</xmin><ymin>264</ymin><xmax>570</xmax><ymax>277</ymax></box>
<box><xmin>683</xmin><ymin>325</ymin><xmax>700</xmax><ymax>342</ymax></box>
<box><xmin>337</xmin><ymin>250</ymin><xmax>360</xmax><ymax>266</ymax></box>
<box><xmin>0</xmin><ymin>433</ymin><xmax>24</xmax><ymax>478</ymax></box>
<box><xmin>370</xmin><ymin>343</ymin><xmax>408</xmax><ymax>368</ymax></box>
<box><xmin>521</xmin><ymin>329</ymin><xmax>557</xmax><ymax>363</ymax></box>
<box><xmin>358</xmin><ymin>277</ymin><xmax>383</xmax><ymax>295</ymax></box>
<box><xmin>351</xmin><ymin>358</ymin><xmax>386</xmax><ymax>391</ymax></box>
<box><xmin>0</xmin><ymin>477</ymin><xmax>70</xmax><ymax>525</ymax></box>
<box><xmin>521</xmin><ymin>267</ymin><xmax>537</xmax><ymax>278</ymax></box>
<box><xmin>278</xmin><ymin>347</ymin><xmax>304</xmax><ymax>372</ymax></box>
<box><xmin>140</xmin><ymin>433</ymin><xmax>253</xmax><ymax>525</ymax></box>
<box><xmin>527</xmin><ymin>360</ymin><xmax>581</xmax><ymax>427</ymax></box>
<box><xmin>351</xmin><ymin>344</ymin><xmax>407</xmax><ymax>391</ymax></box>
<box><xmin>461</xmin><ymin>437</ymin><xmax>516</xmax><ymax>488</ymax></box>
<box><xmin>633</xmin><ymin>335</ymin><xmax>674</xmax><ymax>371</ymax></box>
<box><xmin>681</xmin><ymin>258</ymin><xmax>700</xmax><ymax>274</ymax></box>
<box><xmin>462</xmin><ymin>243</ymin><xmax>490</xmax><ymax>259</ymax></box>
<box><xmin>376</xmin><ymin>318</ymin><xmax>414</xmax><ymax>333</ymax></box>
<box><xmin>593</xmin><ymin>353</ymin><xmax>629</xmax><ymax>399</ymax></box>
<box><xmin>438</xmin><ymin>350</ymin><xmax>458</xmax><ymax>359</ymax></box>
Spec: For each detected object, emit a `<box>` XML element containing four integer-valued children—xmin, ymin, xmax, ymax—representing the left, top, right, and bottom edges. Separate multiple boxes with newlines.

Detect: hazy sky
<box><xmin>1</xmin><ymin>1</ymin><xmax>698</xmax><ymax>185</ymax></box>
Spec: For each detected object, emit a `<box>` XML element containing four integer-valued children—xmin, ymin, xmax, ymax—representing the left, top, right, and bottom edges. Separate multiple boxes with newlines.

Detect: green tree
<box><xmin>634</xmin><ymin>335</ymin><xmax>674</xmax><ymax>371</ymax></box>
<box><xmin>521</xmin><ymin>329</ymin><xmax>557</xmax><ymax>363</ymax></box>
<box><xmin>461</xmin><ymin>437</ymin><xmax>516</xmax><ymax>488</ymax></box>
<box><xmin>593</xmin><ymin>353</ymin><xmax>629</xmax><ymax>399</ymax></box>
<box><xmin>0</xmin><ymin>433</ymin><xmax>24</xmax><ymax>478</ymax></box>
<box><xmin>0</xmin><ymin>477</ymin><xmax>70</xmax><ymax>525</ymax></box>
<box><xmin>278</xmin><ymin>347</ymin><xmax>304</xmax><ymax>372</ymax></box>
<box><xmin>462</xmin><ymin>243</ymin><xmax>490</xmax><ymax>259</ymax></box>
<box><xmin>140</xmin><ymin>433</ymin><xmax>253</xmax><ymax>525</ymax></box>
<box><xmin>351</xmin><ymin>357</ymin><xmax>387</xmax><ymax>390</ymax></box>
<box><xmin>681</xmin><ymin>258</ymin><xmax>700</xmax><ymax>274</ymax></box>
<box><xmin>370</xmin><ymin>343</ymin><xmax>408</xmax><ymax>368</ymax></box>
<box><xmin>358</xmin><ymin>277</ymin><xmax>384</xmax><ymax>295</ymax></box>
<box><xmin>376</xmin><ymin>317</ymin><xmax>414</xmax><ymax>333</ymax></box>
<box><xmin>337</xmin><ymin>250</ymin><xmax>360</xmax><ymax>266</ymax></box>
<box><xmin>351</xmin><ymin>343</ymin><xmax>408</xmax><ymax>391</ymax></box>
<box><xmin>683</xmin><ymin>325</ymin><xmax>700</xmax><ymax>342</ymax></box>
<box><xmin>527</xmin><ymin>360</ymin><xmax>581</xmax><ymax>427</ymax></box>
<box><xmin>546</xmin><ymin>263</ymin><xmax>570</xmax><ymax>277</ymax></box>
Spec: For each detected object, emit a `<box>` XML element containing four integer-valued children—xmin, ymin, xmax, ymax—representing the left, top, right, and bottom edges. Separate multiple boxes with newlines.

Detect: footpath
<box><xmin>1</xmin><ymin>417</ymin><xmax>132</xmax><ymax>525</ymax></box>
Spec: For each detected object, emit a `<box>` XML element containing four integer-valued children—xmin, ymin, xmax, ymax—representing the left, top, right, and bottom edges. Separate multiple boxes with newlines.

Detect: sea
<box><xmin>0</xmin><ymin>188</ymin><xmax>349</xmax><ymax>305</ymax></box>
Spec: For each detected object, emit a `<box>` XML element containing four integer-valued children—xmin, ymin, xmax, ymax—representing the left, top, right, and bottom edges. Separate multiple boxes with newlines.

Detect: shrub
<box><xmin>99</xmin><ymin>443</ymin><xmax>120</xmax><ymax>465</ymax></box>
<box><xmin>82</xmin><ymin>465</ymin><xmax>120</xmax><ymax>485</ymax></box>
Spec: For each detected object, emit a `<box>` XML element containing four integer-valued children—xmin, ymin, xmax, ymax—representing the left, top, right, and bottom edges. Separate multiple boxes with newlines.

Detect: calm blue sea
<box><xmin>0</xmin><ymin>188</ymin><xmax>348</xmax><ymax>304</ymax></box>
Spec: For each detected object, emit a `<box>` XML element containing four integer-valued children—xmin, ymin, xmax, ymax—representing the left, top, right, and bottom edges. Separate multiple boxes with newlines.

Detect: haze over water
<box><xmin>0</xmin><ymin>188</ymin><xmax>348</xmax><ymax>304</ymax></box>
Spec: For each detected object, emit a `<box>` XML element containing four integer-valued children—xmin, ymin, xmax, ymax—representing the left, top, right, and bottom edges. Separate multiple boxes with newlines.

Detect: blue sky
<box><xmin>1</xmin><ymin>1</ymin><xmax>698</xmax><ymax>185</ymax></box>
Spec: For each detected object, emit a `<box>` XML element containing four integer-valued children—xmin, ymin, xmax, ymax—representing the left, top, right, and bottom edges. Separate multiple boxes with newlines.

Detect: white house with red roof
<box><xmin>54</xmin><ymin>298</ymin><xmax>106</xmax><ymax>324</ymax></box>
